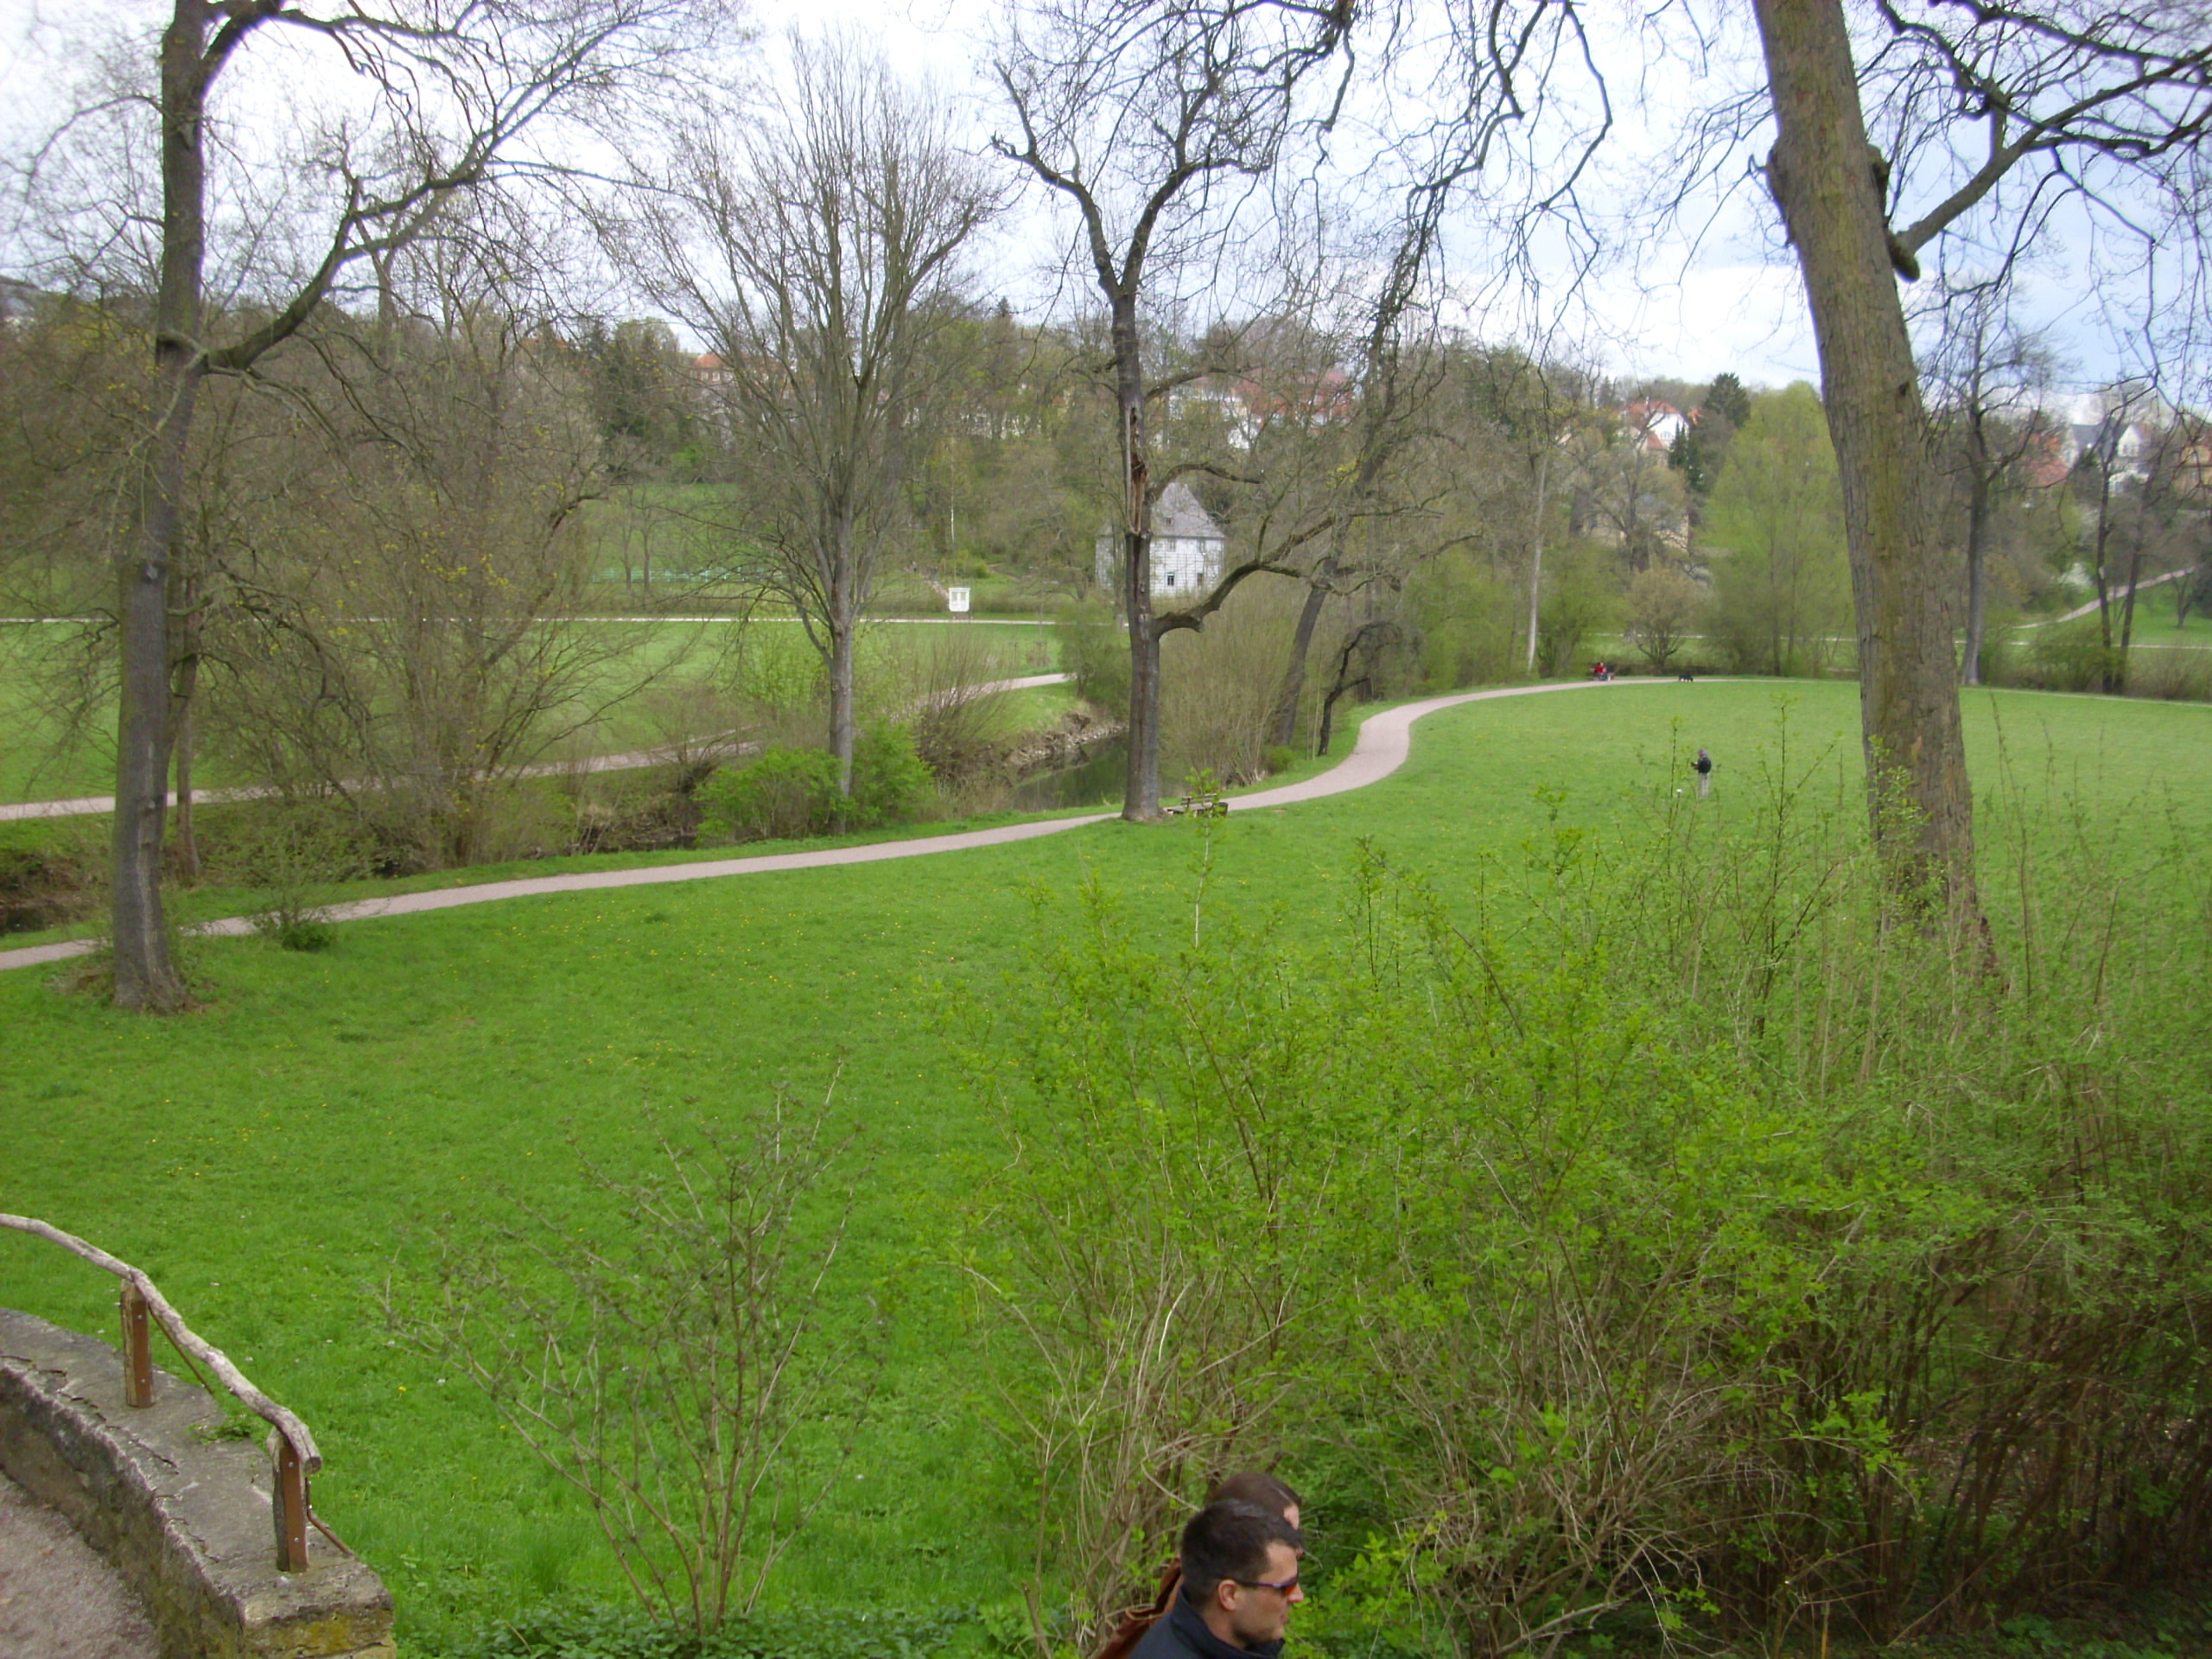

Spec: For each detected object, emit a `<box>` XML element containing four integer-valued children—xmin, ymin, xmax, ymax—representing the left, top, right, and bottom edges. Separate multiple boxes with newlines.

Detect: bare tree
<box><xmin>1922</xmin><ymin>281</ymin><xmax>2056</xmax><ymax>686</ymax></box>
<box><xmin>1268</xmin><ymin>190</ymin><xmax>1478</xmax><ymax>749</ymax></box>
<box><xmin>1623</xmin><ymin>564</ymin><xmax>1706</xmax><ymax>673</ymax></box>
<box><xmin>2076</xmin><ymin>394</ymin><xmax>2205</xmax><ymax>690</ymax></box>
<box><xmin>629</xmin><ymin>41</ymin><xmax>1001</xmax><ymax>798</ymax></box>
<box><xmin>1745</xmin><ymin>0</ymin><xmax>2211</xmax><ymax>915</ymax></box>
<box><xmin>1571</xmin><ymin>419</ymin><xmax>1691</xmax><ymax>578</ymax></box>
<box><xmin>5</xmin><ymin>0</ymin><xmax>727</xmax><ymax>1009</ymax></box>
<box><xmin>992</xmin><ymin>0</ymin><xmax>1355</xmax><ymax>820</ymax></box>
<box><xmin>207</xmin><ymin>248</ymin><xmax>682</xmax><ymax>870</ymax></box>
<box><xmin>1486</xmin><ymin>354</ymin><xmax>1590</xmax><ymax>679</ymax></box>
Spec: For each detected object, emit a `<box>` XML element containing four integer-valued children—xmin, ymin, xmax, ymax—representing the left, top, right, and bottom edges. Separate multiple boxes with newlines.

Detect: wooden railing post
<box><xmin>118</xmin><ymin>1281</ymin><xmax>154</xmax><ymax>1408</ymax></box>
<box><xmin>5</xmin><ymin>1212</ymin><xmax>330</xmax><ymax>1575</ymax></box>
<box><xmin>274</xmin><ymin>1433</ymin><xmax>310</xmax><ymax>1573</ymax></box>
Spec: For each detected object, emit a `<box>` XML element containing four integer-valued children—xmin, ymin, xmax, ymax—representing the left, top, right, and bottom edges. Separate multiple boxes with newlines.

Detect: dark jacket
<box><xmin>1126</xmin><ymin>1588</ymin><xmax>1284</xmax><ymax>1659</ymax></box>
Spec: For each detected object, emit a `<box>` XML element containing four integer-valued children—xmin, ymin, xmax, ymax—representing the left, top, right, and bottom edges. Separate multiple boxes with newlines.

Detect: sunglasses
<box><xmin>1232</xmin><ymin>1574</ymin><xmax>1300</xmax><ymax>1597</ymax></box>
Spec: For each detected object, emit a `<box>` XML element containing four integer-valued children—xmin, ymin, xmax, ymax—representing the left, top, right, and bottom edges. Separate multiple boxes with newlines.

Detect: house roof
<box><xmin>1620</xmin><ymin>400</ymin><xmax>1691</xmax><ymax>450</ymax></box>
<box><xmin>1154</xmin><ymin>480</ymin><xmax>1224</xmax><ymax>541</ymax></box>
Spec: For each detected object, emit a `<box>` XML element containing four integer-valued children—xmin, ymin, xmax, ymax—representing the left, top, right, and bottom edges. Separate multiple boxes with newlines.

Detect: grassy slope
<box><xmin>2107</xmin><ymin>607</ymin><xmax>2212</xmax><ymax>647</ymax></box>
<box><xmin>1</xmin><ymin>681</ymin><xmax>2207</xmax><ymax>1644</ymax></box>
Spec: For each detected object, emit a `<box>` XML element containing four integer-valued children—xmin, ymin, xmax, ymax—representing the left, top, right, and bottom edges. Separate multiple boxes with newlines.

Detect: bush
<box><xmin>1622</xmin><ymin>564</ymin><xmax>1707</xmax><ymax>672</ymax></box>
<box><xmin>393</xmin><ymin>1096</ymin><xmax>880</xmax><ymax>1638</ymax></box>
<box><xmin>1535</xmin><ymin>546</ymin><xmax>1618</xmax><ymax>677</ymax></box>
<box><xmin>2016</xmin><ymin>618</ymin><xmax>2122</xmax><ymax>690</ymax></box>
<box><xmin>442</xmin><ymin>1603</ymin><xmax>975</xmax><ymax>1659</ymax></box>
<box><xmin>894</xmin><ymin>627</ymin><xmax>1027</xmax><ymax>788</ymax></box>
<box><xmin>962</xmin><ymin>724</ymin><xmax>2212</xmax><ymax>1656</ymax></box>
<box><xmin>231</xmin><ymin>805</ymin><xmax>367</xmax><ymax>951</ymax></box>
<box><xmin>2125</xmin><ymin>646</ymin><xmax>2212</xmax><ymax>701</ymax></box>
<box><xmin>699</xmin><ymin>747</ymin><xmax>842</xmax><ymax>842</ymax></box>
<box><xmin>1404</xmin><ymin>551</ymin><xmax>1520</xmax><ymax>690</ymax></box>
<box><xmin>1160</xmin><ymin>582</ymin><xmax>1300</xmax><ymax>785</ymax></box>
<box><xmin>698</xmin><ymin>728</ymin><xmax>931</xmax><ymax>844</ymax></box>
<box><xmin>1985</xmin><ymin>620</ymin><xmax>2210</xmax><ymax>702</ymax></box>
<box><xmin>845</xmin><ymin>724</ymin><xmax>931</xmax><ymax>828</ymax></box>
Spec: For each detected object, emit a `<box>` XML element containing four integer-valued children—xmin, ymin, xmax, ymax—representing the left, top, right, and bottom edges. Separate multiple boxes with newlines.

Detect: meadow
<box><xmin>0</xmin><ymin>615</ymin><xmax>1063</xmax><ymax>810</ymax></box>
<box><xmin>2</xmin><ymin>679</ymin><xmax>2209</xmax><ymax>1654</ymax></box>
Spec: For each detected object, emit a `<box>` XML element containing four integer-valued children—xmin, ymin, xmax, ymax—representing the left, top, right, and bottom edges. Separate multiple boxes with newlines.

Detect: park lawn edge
<box><xmin>0</xmin><ymin>698</ymin><xmax>1402</xmax><ymax>952</ymax></box>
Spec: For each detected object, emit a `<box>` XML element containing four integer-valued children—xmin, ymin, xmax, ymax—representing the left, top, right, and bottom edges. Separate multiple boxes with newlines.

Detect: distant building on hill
<box><xmin>1095</xmin><ymin>481</ymin><xmax>1227</xmax><ymax>596</ymax></box>
<box><xmin>1620</xmin><ymin>400</ymin><xmax>1693</xmax><ymax>452</ymax></box>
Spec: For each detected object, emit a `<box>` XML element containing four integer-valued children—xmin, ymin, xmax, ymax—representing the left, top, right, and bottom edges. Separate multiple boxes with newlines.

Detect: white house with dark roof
<box><xmin>1095</xmin><ymin>481</ymin><xmax>1227</xmax><ymax>595</ymax></box>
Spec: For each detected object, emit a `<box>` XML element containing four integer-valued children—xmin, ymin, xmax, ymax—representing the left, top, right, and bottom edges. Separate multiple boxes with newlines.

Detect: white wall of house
<box><xmin>1094</xmin><ymin>533</ymin><xmax>1226</xmax><ymax>594</ymax></box>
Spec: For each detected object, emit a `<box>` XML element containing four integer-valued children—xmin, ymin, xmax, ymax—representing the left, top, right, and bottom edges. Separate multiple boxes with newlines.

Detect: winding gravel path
<box><xmin>0</xmin><ymin>677</ymin><xmax>1663</xmax><ymax>975</ymax></box>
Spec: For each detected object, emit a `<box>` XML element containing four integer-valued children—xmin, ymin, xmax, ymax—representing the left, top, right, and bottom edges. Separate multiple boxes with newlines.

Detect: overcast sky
<box><xmin>0</xmin><ymin>0</ymin><xmax>2172</xmax><ymax>402</ymax></box>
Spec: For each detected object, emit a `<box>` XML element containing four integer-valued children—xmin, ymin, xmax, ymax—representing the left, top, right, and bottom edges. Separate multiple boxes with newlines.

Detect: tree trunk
<box><xmin>830</xmin><ymin>535</ymin><xmax>857</xmax><ymax>798</ymax></box>
<box><xmin>1961</xmin><ymin>411</ymin><xmax>1991</xmax><ymax>686</ymax></box>
<box><xmin>2117</xmin><ymin>521</ymin><xmax>2145</xmax><ymax>692</ymax></box>
<box><xmin>170</xmin><ymin>623</ymin><xmax>201</xmax><ymax>883</ymax></box>
<box><xmin>1753</xmin><ymin>0</ymin><xmax>1981</xmax><ymax>915</ymax></box>
<box><xmin>2090</xmin><ymin>463</ymin><xmax>2116</xmax><ymax>690</ymax></box>
<box><xmin>114</xmin><ymin>0</ymin><xmax>213</xmax><ymax>1011</ymax></box>
<box><xmin>1113</xmin><ymin>298</ymin><xmax>1161</xmax><ymax>822</ymax></box>
<box><xmin>1274</xmin><ymin>564</ymin><xmax>1333</xmax><ymax>750</ymax></box>
<box><xmin>1524</xmin><ymin>450</ymin><xmax>1551</xmax><ymax>675</ymax></box>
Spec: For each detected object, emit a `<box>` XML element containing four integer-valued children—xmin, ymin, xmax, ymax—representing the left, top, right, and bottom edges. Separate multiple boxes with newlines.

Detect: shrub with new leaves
<box><xmin>391</xmin><ymin>1092</ymin><xmax>880</xmax><ymax>1636</ymax></box>
<box><xmin>699</xmin><ymin>727</ymin><xmax>930</xmax><ymax>842</ymax></box>
<box><xmin>964</xmin><ymin>716</ymin><xmax>2212</xmax><ymax>1656</ymax></box>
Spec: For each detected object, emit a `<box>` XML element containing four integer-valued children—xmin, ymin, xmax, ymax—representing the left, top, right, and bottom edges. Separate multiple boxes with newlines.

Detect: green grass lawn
<box><xmin>2105</xmin><ymin>604</ymin><xmax>2212</xmax><ymax>647</ymax></box>
<box><xmin>0</xmin><ymin>617</ymin><xmax>1066</xmax><ymax>809</ymax></box>
<box><xmin>2</xmin><ymin>680</ymin><xmax>2208</xmax><ymax>1651</ymax></box>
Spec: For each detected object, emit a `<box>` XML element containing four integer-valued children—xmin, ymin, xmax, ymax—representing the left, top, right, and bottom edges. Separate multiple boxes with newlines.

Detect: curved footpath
<box><xmin>0</xmin><ymin>677</ymin><xmax>1655</xmax><ymax>976</ymax></box>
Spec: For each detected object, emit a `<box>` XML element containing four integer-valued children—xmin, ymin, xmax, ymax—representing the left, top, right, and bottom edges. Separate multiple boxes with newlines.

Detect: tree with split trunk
<box><xmin>1270</xmin><ymin>176</ymin><xmax>1494</xmax><ymax>751</ymax></box>
<box><xmin>991</xmin><ymin>0</ymin><xmax>1355</xmax><ymax>820</ymax></box>
<box><xmin>1745</xmin><ymin>0</ymin><xmax>2211</xmax><ymax>915</ymax></box>
<box><xmin>5</xmin><ymin>0</ymin><xmax>727</xmax><ymax>1010</ymax></box>
<box><xmin>1497</xmin><ymin>359</ymin><xmax>1590</xmax><ymax>680</ymax></box>
<box><xmin>1922</xmin><ymin>282</ymin><xmax>2055</xmax><ymax>687</ymax></box>
<box><xmin>2072</xmin><ymin>385</ymin><xmax>2165</xmax><ymax>691</ymax></box>
<box><xmin>2081</xmin><ymin>401</ymin><xmax>2205</xmax><ymax>691</ymax></box>
<box><xmin>626</xmin><ymin>38</ymin><xmax>1001</xmax><ymax>799</ymax></box>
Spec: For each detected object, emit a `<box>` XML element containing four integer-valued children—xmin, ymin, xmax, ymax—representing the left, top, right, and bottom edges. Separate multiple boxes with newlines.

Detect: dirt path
<box><xmin>2040</xmin><ymin>569</ymin><xmax>2190</xmax><ymax>625</ymax></box>
<box><xmin>0</xmin><ymin>677</ymin><xmax>1668</xmax><ymax>975</ymax></box>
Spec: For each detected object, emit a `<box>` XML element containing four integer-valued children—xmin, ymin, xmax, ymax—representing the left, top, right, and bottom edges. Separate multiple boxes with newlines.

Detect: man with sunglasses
<box><xmin>1128</xmin><ymin>1500</ymin><xmax>1306</xmax><ymax>1659</ymax></box>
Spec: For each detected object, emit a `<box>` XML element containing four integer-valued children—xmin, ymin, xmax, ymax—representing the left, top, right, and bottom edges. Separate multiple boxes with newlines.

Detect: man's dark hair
<box><xmin>1205</xmin><ymin>1471</ymin><xmax>1301</xmax><ymax>1516</ymax></box>
<box><xmin>1180</xmin><ymin>1500</ymin><xmax>1302</xmax><ymax>1600</ymax></box>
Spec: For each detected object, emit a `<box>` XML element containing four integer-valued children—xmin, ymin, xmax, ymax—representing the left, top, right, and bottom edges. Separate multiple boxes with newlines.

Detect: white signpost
<box><xmin>946</xmin><ymin>586</ymin><xmax>971</xmax><ymax>614</ymax></box>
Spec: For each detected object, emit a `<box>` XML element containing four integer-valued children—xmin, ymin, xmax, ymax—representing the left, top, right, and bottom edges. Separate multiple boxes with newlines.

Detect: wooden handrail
<box><xmin>1</xmin><ymin>1213</ymin><xmax>322</xmax><ymax>1570</ymax></box>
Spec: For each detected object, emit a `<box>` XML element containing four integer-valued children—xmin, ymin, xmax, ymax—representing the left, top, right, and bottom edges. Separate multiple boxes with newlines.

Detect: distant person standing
<box><xmin>1694</xmin><ymin>748</ymin><xmax>1713</xmax><ymax>799</ymax></box>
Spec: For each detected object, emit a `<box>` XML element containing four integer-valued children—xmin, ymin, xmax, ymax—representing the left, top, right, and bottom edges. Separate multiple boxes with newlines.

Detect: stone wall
<box><xmin>0</xmin><ymin>1308</ymin><xmax>393</xmax><ymax>1659</ymax></box>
